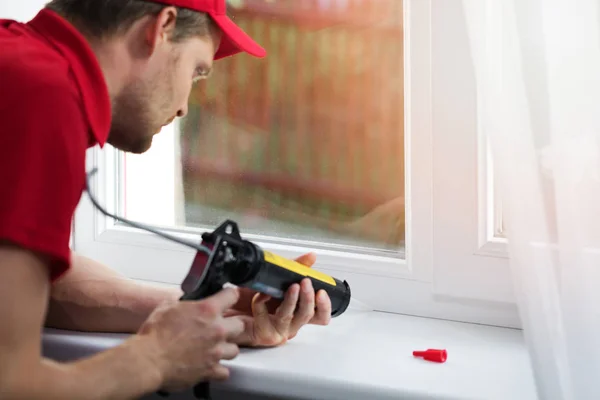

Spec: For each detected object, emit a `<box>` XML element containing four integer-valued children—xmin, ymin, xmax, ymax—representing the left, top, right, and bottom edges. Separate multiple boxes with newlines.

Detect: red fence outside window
<box><xmin>180</xmin><ymin>0</ymin><xmax>405</xmax><ymax>248</ymax></box>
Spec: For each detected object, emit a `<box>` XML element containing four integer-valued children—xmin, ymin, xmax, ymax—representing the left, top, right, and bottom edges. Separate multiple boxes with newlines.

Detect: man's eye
<box><xmin>193</xmin><ymin>68</ymin><xmax>211</xmax><ymax>83</ymax></box>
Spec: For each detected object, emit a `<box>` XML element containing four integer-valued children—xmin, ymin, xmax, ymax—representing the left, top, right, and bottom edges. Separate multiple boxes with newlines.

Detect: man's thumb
<box><xmin>294</xmin><ymin>252</ymin><xmax>317</xmax><ymax>268</ymax></box>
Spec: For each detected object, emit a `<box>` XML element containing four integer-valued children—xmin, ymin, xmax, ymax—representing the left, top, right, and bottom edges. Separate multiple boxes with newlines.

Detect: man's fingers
<box><xmin>228</xmin><ymin>315</ymin><xmax>254</xmax><ymax>347</ymax></box>
<box><xmin>251</xmin><ymin>292</ymin><xmax>272</xmax><ymax>328</ymax></box>
<box><xmin>310</xmin><ymin>289</ymin><xmax>332</xmax><ymax>326</ymax></box>
<box><xmin>274</xmin><ymin>283</ymin><xmax>300</xmax><ymax>332</ymax></box>
<box><xmin>219</xmin><ymin>342</ymin><xmax>240</xmax><ymax>360</ymax></box>
<box><xmin>222</xmin><ymin>315</ymin><xmax>245</xmax><ymax>340</ymax></box>
<box><xmin>206</xmin><ymin>287</ymin><xmax>240</xmax><ymax>313</ymax></box>
<box><xmin>290</xmin><ymin>279</ymin><xmax>315</xmax><ymax>332</ymax></box>
<box><xmin>210</xmin><ymin>365</ymin><xmax>231</xmax><ymax>381</ymax></box>
<box><xmin>294</xmin><ymin>252</ymin><xmax>316</xmax><ymax>267</ymax></box>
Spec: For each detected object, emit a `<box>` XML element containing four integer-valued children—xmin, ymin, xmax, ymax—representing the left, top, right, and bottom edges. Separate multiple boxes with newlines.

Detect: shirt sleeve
<box><xmin>0</xmin><ymin>71</ymin><xmax>88</xmax><ymax>282</ymax></box>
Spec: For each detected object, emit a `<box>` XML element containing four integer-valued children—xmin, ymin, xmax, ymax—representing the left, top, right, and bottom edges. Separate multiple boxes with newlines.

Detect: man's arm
<box><xmin>0</xmin><ymin>244</ymin><xmax>163</xmax><ymax>399</ymax></box>
<box><xmin>45</xmin><ymin>252</ymin><xmax>182</xmax><ymax>333</ymax></box>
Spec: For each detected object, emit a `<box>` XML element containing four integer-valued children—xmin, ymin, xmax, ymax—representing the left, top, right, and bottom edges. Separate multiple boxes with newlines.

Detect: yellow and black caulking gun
<box><xmin>84</xmin><ymin>168</ymin><xmax>352</xmax><ymax>400</ymax></box>
<box><xmin>180</xmin><ymin>219</ymin><xmax>351</xmax><ymax>316</ymax></box>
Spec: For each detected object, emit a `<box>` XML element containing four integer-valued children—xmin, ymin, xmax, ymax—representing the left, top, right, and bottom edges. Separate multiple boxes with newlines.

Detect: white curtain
<box><xmin>462</xmin><ymin>0</ymin><xmax>600</xmax><ymax>399</ymax></box>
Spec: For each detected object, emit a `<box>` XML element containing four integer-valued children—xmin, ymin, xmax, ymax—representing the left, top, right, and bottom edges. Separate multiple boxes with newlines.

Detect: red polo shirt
<box><xmin>0</xmin><ymin>9</ymin><xmax>111</xmax><ymax>281</ymax></box>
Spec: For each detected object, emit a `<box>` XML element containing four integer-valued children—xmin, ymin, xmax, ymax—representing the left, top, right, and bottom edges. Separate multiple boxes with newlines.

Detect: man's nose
<box><xmin>177</xmin><ymin>103</ymin><xmax>188</xmax><ymax>118</ymax></box>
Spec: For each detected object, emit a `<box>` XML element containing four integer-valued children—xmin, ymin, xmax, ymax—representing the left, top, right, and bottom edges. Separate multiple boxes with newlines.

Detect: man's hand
<box><xmin>0</xmin><ymin>243</ymin><xmax>251</xmax><ymax>399</ymax></box>
<box><xmin>227</xmin><ymin>253</ymin><xmax>332</xmax><ymax>347</ymax></box>
<box><xmin>139</xmin><ymin>287</ymin><xmax>245</xmax><ymax>392</ymax></box>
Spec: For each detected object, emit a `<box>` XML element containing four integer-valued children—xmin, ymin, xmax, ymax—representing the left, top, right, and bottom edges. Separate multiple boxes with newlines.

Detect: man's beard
<box><xmin>107</xmin><ymin>67</ymin><xmax>174</xmax><ymax>154</ymax></box>
<box><xmin>108</xmin><ymin>82</ymin><xmax>156</xmax><ymax>154</ymax></box>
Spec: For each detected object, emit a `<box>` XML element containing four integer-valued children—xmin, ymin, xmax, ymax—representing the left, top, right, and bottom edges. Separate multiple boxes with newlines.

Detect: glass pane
<box><xmin>124</xmin><ymin>0</ymin><xmax>405</xmax><ymax>252</ymax></box>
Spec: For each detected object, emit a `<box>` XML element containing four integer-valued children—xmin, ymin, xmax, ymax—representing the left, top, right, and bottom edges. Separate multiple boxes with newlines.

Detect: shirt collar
<box><xmin>27</xmin><ymin>9</ymin><xmax>111</xmax><ymax>147</ymax></box>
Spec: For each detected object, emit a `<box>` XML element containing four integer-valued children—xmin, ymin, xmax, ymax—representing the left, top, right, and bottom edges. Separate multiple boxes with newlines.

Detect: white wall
<box><xmin>0</xmin><ymin>0</ymin><xmax>47</xmax><ymax>21</ymax></box>
<box><xmin>124</xmin><ymin>124</ymin><xmax>183</xmax><ymax>227</ymax></box>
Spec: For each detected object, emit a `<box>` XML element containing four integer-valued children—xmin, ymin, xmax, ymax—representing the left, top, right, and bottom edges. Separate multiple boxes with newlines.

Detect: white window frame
<box><xmin>73</xmin><ymin>0</ymin><xmax>520</xmax><ymax>328</ymax></box>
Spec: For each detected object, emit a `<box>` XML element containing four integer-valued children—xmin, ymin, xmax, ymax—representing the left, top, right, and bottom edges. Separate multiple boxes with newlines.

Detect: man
<box><xmin>0</xmin><ymin>0</ymin><xmax>332</xmax><ymax>398</ymax></box>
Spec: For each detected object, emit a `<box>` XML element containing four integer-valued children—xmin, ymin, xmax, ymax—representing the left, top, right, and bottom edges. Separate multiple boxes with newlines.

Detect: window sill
<box><xmin>42</xmin><ymin>310</ymin><xmax>537</xmax><ymax>400</ymax></box>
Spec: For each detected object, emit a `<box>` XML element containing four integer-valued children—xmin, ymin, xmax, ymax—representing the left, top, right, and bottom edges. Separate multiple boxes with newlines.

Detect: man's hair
<box><xmin>45</xmin><ymin>0</ymin><xmax>217</xmax><ymax>41</ymax></box>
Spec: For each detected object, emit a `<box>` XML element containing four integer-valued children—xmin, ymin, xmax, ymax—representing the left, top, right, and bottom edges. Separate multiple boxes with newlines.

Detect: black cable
<box><xmin>84</xmin><ymin>167</ymin><xmax>212</xmax><ymax>256</ymax></box>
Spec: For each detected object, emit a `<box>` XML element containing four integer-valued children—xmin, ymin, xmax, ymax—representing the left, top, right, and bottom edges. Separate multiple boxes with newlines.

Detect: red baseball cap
<box><xmin>150</xmin><ymin>0</ymin><xmax>266</xmax><ymax>60</ymax></box>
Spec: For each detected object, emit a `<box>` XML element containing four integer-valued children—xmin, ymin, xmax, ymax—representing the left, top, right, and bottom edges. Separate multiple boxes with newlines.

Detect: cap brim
<box><xmin>210</xmin><ymin>14</ymin><xmax>267</xmax><ymax>60</ymax></box>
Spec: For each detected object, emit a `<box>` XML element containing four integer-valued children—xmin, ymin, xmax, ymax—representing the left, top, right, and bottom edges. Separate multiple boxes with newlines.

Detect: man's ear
<box><xmin>144</xmin><ymin>6</ymin><xmax>178</xmax><ymax>53</ymax></box>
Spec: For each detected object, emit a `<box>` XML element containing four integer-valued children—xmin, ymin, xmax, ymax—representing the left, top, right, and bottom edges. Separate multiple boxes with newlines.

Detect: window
<box><xmin>75</xmin><ymin>0</ymin><xmax>519</xmax><ymax>328</ymax></box>
<box><xmin>126</xmin><ymin>0</ymin><xmax>406</xmax><ymax>252</ymax></box>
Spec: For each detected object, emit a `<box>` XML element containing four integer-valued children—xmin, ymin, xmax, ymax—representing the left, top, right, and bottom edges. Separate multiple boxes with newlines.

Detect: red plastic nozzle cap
<box><xmin>413</xmin><ymin>349</ymin><xmax>447</xmax><ymax>363</ymax></box>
